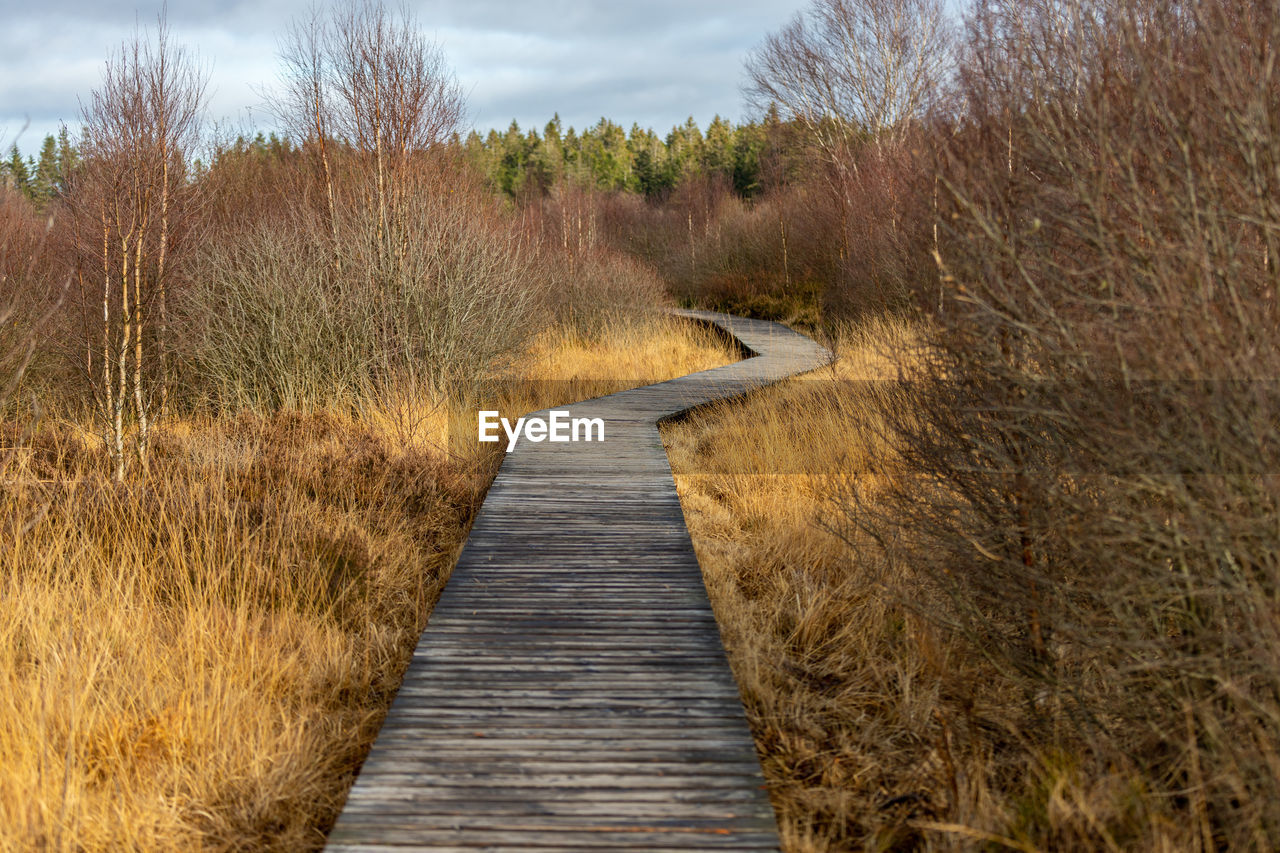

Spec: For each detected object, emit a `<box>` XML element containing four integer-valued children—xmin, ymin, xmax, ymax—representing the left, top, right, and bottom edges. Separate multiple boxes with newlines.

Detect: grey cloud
<box><xmin>421</xmin><ymin>0</ymin><xmax>784</xmax><ymax>40</ymax></box>
<box><xmin>0</xmin><ymin>0</ymin><xmax>308</xmax><ymax>26</ymax></box>
<box><xmin>1</xmin><ymin>0</ymin><xmax>802</xmax><ymax>153</ymax></box>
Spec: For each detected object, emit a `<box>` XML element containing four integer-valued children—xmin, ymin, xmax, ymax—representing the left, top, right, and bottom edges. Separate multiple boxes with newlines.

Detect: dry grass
<box><xmin>663</xmin><ymin>316</ymin><xmax>945</xmax><ymax>852</ymax></box>
<box><xmin>1</xmin><ymin>412</ymin><xmax>466</xmax><ymax>851</ymax></box>
<box><xmin>665</xmin><ymin>310</ymin><xmax>1255</xmax><ymax>852</ymax></box>
<box><xmin>516</xmin><ymin>314</ymin><xmax>735</xmax><ymax>385</ymax></box>
<box><xmin>0</xmin><ymin>314</ymin><xmax>736</xmax><ymax>852</ymax></box>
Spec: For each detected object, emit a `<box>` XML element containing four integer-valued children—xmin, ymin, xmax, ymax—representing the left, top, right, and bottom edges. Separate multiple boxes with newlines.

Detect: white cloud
<box><xmin>0</xmin><ymin>0</ymin><xmax>802</xmax><ymax>154</ymax></box>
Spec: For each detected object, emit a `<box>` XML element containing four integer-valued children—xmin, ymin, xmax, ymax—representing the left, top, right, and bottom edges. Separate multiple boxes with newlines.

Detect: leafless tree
<box><xmin>76</xmin><ymin>15</ymin><xmax>205</xmax><ymax>480</ymax></box>
<box><xmin>745</xmin><ymin>0</ymin><xmax>955</xmax><ymax>162</ymax></box>
<box><xmin>746</xmin><ymin>0</ymin><xmax>954</xmax><ymax>300</ymax></box>
<box><xmin>273</xmin><ymin>1</ymin><xmax>465</xmax><ymax>274</ymax></box>
<box><xmin>276</xmin><ymin>7</ymin><xmax>342</xmax><ymax>267</ymax></box>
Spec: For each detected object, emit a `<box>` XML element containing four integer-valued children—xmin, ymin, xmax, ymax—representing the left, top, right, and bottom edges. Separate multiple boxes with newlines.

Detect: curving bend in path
<box><xmin>328</xmin><ymin>310</ymin><xmax>832</xmax><ymax>852</ymax></box>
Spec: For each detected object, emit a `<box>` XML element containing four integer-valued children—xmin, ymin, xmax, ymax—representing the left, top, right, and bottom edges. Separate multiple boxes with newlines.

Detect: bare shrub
<box><xmin>825</xmin><ymin>134</ymin><xmax>938</xmax><ymax>321</ymax></box>
<box><xmin>534</xmin><ymin>181</ymin><xmax>608</xmax><ymax>264</ymax></box>
<box><xmin>630</xmin><ymin>143</ymin><xmax>939</xmax><ymax>326</ymax></box>
<box><xmin>488</xmin><ymin>181</ymin><xmax>677</xmax><ymax>335</ymax></box>
<box><xmin>1</xmin><ymin>179</ymin><xmax>69</xmax><ymax>498</ymax></box>
<box><xmin>196</xmin><ymin>133</ymin><xmax>307</xmax><ymax>237</ymax></box>
<box><xmin>538</xmin><ymin>249</ymin><xmax>668</xmax><ymax>337</ymax></box>
<box><xmin>0</xmin><ymin>187</ymin><xmax>44</xmax><ymax>414</ymax></box>
<box><xmin>861</xmin><ymin>0</ymin><xmax>1280</xmax><ymax>844</ymax></box>
<box><xmin>181</xmin><ymin>0</ymin><xmax>547</xmax><ymax>412</ymax></box>
<box><xmin>185</xmin><ymin>160</ymin><xmax>541</xmax><ymax>411</ymax></box>
<box><xmin>563</xmin><ymin>177</ymin><xmax>839</xmax><ymax>326</ymax></box>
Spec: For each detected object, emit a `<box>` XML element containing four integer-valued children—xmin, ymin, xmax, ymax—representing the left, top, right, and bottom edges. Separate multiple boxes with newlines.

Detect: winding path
<box><xmin>328</xmin><ymin>310</ymin><xmax>832</xmax><ymax>852</ymax></box>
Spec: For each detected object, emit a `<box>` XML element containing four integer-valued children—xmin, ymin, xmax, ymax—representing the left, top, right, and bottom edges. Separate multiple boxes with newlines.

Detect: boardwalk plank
<box><xmin>327</xmin><ymin>311</ymin><xmax>830</xmax><ymax>851</ymax></box>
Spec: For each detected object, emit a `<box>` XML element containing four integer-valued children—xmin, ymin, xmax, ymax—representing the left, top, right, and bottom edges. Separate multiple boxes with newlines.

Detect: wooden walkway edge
<box><xmin>327</xmin><ymin>310</ymin><xmax>832</xmax><ymax>851</ymax></box>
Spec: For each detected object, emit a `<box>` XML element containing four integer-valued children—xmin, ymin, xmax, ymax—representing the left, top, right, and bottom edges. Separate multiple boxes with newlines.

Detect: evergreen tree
<box><xmin>731</xmin><ymin>120</ymin><xmax>766</xmax><ymax>198</ymax></box>
<box><xmin>5</xmin><ymin>145</ymin><xmax>31</xmax><ymax>197</ymax></box>
<box><xmin>756</xmin><ymin>103</ymin><xmax>804</xmax><ymax>192</ymax></box>
<box><xmin>663</xmin><ymin>117</ymin><xmax>705</xmax><ymax>186</ymax></box>
<box><xmin>702</xmin><ymin>115</ymin><xmax>735</xmax><ymax>179</ymax></box>
<box><xmin>543</xmin><ymin>113</ymin><xmax>562</xmax><ymax>146</ymax></box>
<box><xmin>471</xmin><ymin>128</ymin><xmax>504</xmax><ymax>188</ymax></box>
<box><xmin>461</xmin><ymin>129</ymin><xmax>491</xmax><ymax>179</ymax></box>
<box><xmin>495</xmin><ymin>120</ymin><xmax>537</xmax><ymax>197</ymax></box>
<box><xmin>527</xmin><ymin>124</ymin><xmax>562</xmax><ymax>195</ymax></box>
<box><xmin>628</xmin><ymin>124</ymin><xmax>671</xmax><ymax>199</ymax></box>
<box><xmin>520</xmin><ymin>126</ymin><xmax>554</xmax><ymax>197</ymax></box>
<box><xmin>579</xmin><ymin>118</ymin><xmax>630</xmax><ymax>191</ymax></box>
<box><xmin>31</xmin><ymin>134</ymin><xmax>61</xmax><ymax>205</ymax></box>
<box><xmin>56</xmin><ymin>125</ymin><xmax>80</xmax><ymax>190</ymax></box>
<box><xmin>561</xmin><ymin>125</ymin><xmax>589</xmax><ymax>185</ymax></box>
<box><xmin>459</xmin><ymin>114</ymin><xmax>780</xmax><ymax>201</ymax></box>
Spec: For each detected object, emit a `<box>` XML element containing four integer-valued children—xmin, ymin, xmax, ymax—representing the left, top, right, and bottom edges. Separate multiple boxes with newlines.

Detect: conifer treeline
<box><xmin>6</xmin><ymin>110</ymin><xmax>803</xmax><ymax>208</ymax></box>
<box><xmin>0</xmin><ymin>129</ymin><xmax>79</xmax><ymax>207</ymax></box>
<box><xmin>459</xmin><ymin>109</ymin><xmax>800</xmax><ymax>200</ymax></box>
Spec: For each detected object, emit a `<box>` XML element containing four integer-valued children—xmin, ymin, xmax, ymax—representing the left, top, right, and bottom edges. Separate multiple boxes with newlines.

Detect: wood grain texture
<box><xmin>327</xmin><ymin>310</ymin><xmax>831</xmax><ymax>851</ymax></box>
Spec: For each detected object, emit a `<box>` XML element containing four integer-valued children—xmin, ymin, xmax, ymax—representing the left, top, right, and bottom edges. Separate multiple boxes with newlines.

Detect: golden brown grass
<box><xmin>516</xmin><ymin>315</ymin><xmax>735</xmax><ymax>386</ymax></box>
<box><xmin>664</xmin><ymin>315</ymin><xmax>1224</xmax><ymax>852</ymax></box>
<box><xmin>664</xmin><ymin>315</ymin><xmax>948</xmax><ymax>852</ymax></box>
<box><xmin>0</xmin><ymin>314</ymin><xmax>736</xmax><ymax>852</ymax></box>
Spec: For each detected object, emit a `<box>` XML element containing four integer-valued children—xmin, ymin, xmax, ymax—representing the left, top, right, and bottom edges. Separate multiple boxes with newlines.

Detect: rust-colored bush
<box><xmin>0</xmin><ymin>186</ymin><xmax>47</xmax><ymax>411</ymax></box>
<box><xmin>861</xmin><ymin>0</ymin><xmax>1280</xmax><ymax>845</ymax></box>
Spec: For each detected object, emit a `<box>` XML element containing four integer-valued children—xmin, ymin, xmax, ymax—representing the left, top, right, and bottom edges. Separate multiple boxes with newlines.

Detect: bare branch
<box><xmin>74</xmin><ymin>12</ymin><xmax>206</xmax><ymax>478</ymax></box>
<box><xmin>745</xmin><ymin>0</ymin><xmax>956</xmax><ymax>151</ymax></box>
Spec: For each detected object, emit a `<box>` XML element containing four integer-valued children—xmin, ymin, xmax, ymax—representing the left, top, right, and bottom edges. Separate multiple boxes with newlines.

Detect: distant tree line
<box><xmin>3</xmin><ymin>111</ymin><xmax>810</xmax><ymax>212</ymax></box>
<box><xmin>458</xmin><ymin>109</ymin><xmax>806</xmax><ymax>200</ymax></box>
<box><xmin>0</xmin><ymin>129</ymin><xmax>80</xmax><ymax>208</ymax></box>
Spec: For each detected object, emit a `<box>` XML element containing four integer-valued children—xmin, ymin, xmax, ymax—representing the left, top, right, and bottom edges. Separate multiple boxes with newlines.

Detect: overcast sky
<box><xmin>0</xmin><ymin>0</ymin><xmax>800</xmax><ymax>156</ymax></box>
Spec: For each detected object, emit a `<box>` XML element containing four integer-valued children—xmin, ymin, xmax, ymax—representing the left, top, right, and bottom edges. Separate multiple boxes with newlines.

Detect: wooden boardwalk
<box><xmin>328</xmin><ymin>310</ymin><xmax>831</xmax><ymax>851</ymax></box>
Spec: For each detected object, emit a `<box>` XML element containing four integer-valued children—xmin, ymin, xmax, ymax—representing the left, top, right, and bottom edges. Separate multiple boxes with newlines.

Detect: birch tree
<box><xmin>745</xmin><ymin>0</ymin><xmax>955</xmax><ymax>162</ymax></box>
<box><xmin>78</xmin><ymin>16</ymin><xmax>205</xmax><ymax>480</ymax></box>
<box><xmin>274</xmin><ymin>0</ymin><xmax>465</xmax><ymax>278</ymax></box>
